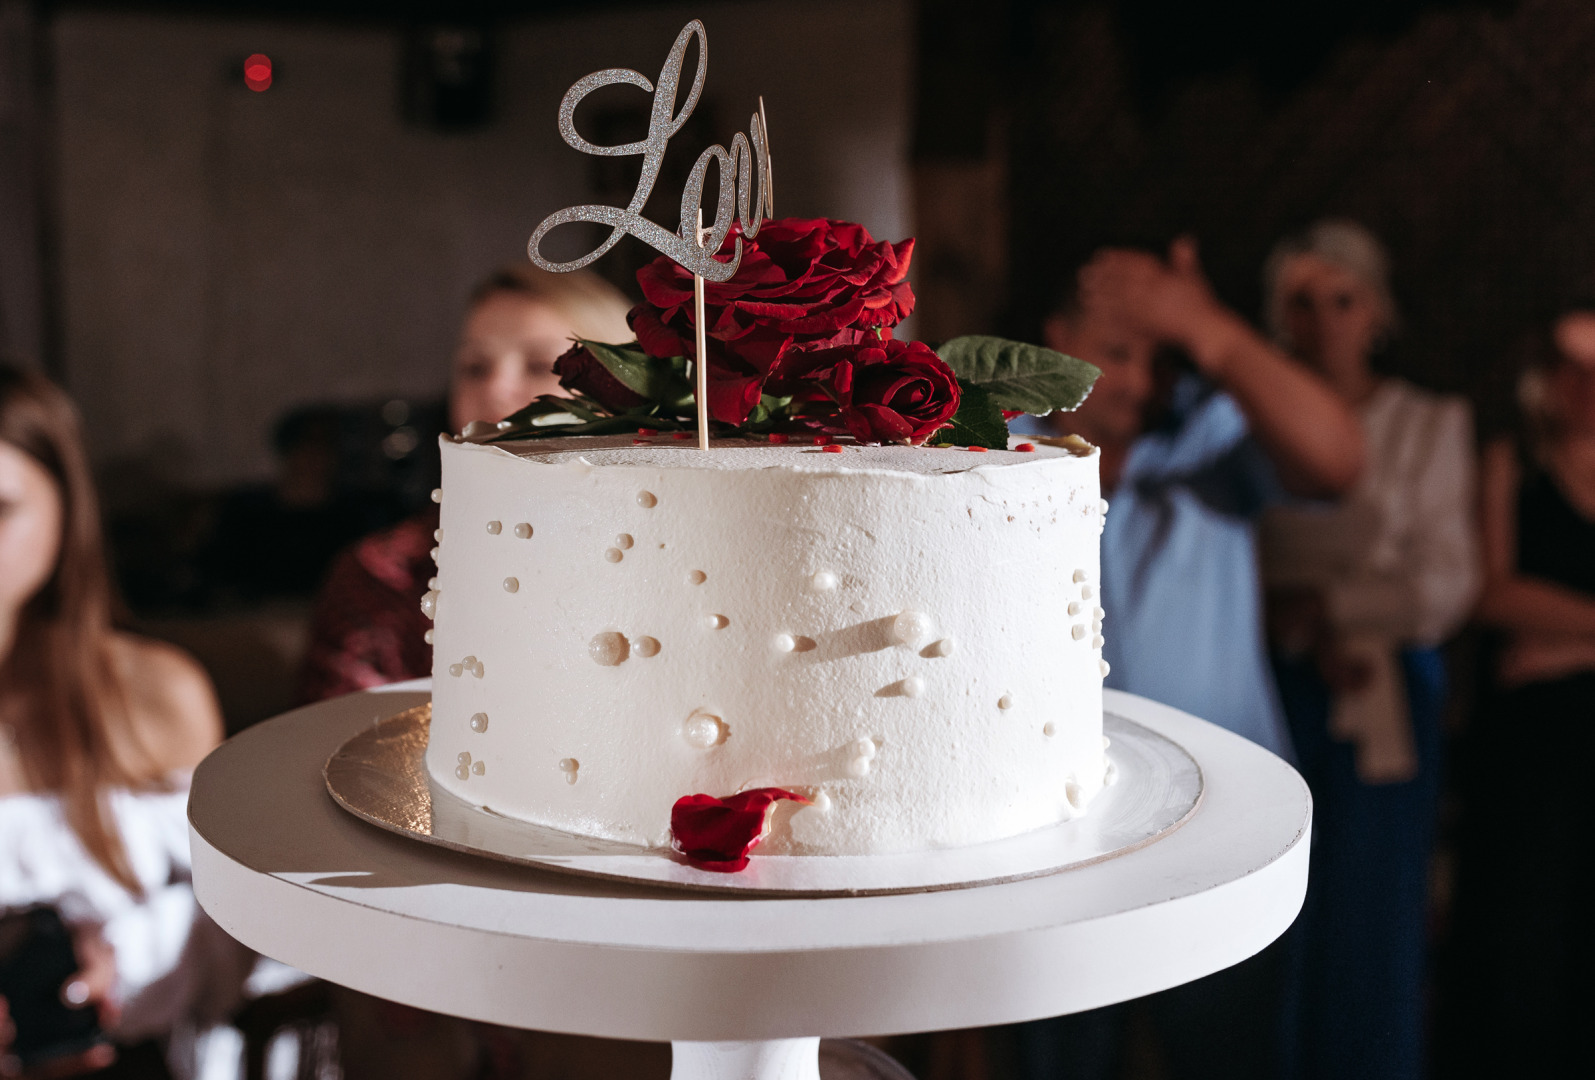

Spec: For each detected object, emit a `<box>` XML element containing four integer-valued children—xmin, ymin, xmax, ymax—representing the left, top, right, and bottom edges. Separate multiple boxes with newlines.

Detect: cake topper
<box><xmin>528</xmin><ymin>20</ymin><xmax>774</xmax><ymax>449</ymax></box>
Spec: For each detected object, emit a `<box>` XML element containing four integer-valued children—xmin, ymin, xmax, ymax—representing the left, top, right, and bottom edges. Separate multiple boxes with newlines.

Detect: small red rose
<box><xmin>770</xmin><ymin>338</ymin><xmax>961</xmax><ymax>445</ymax></box>
<box><xmin>551</xmin><ymin>342</ymin><xmax>647</xmax><ymax>413</ymax></box>
<box><xmin>671</xmin><ymin>788</ymin><xmax>809</xmax><ymax>872</ymax></box>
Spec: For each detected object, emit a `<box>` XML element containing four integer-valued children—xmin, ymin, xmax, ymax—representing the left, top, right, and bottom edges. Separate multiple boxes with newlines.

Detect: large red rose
<box><xmin>630</xmin><ymin>218</ymin><xmax>915</xmax><ymax>423</ymax></box>
<box><xmin>770</xmin><ymin>338</ymin><xmax>961</xmax><ymax>444</ymax></box>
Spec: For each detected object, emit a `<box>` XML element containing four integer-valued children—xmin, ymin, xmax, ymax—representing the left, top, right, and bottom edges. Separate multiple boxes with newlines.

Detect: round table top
<box><xmin>189</xmin><ymin>683</ymin><xmax>1310</xmax><ymax>1042</ymax></box>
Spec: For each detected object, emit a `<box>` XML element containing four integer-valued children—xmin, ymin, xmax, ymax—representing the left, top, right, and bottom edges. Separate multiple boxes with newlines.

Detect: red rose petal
<box><xmin>769</xmin><ymin>432</ymin><xmax>790</xmax><ymax>444</ymax></box>
<box><xmin>822</xmin><ymin>443</ymin><xmax>843</xmax><ymax>453</ymax></box>
<box><xmin>673</xmin><ymin>431</ymin><xmax>694</xmax><ymax>440</ymax></box>
<box><xmin>671</xmin><ymin>788</ymin><xmax>809</xmax><ymax>872</ymax></box>
<box><xmin>813</xmin><ymin>434</ymin><xmax>831</xmax><ymax>445</ymax></box>
<box><xmin>637</xmin><ymin>428</ymin><xmax>658</xmax><ymax>437</ymax></box>
<box><xmin>1016</xmin><ymin>443</ymin><xmax>1036</xmax><ymax>452</ymax></box>
<box><xmin>966</xmin><ymin>445</ymin><xmax>989</xmax><ymax>452</ymax></box>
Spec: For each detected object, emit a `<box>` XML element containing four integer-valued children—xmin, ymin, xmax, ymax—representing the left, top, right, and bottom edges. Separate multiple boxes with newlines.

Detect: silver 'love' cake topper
<box><xmin>527</xmin><ymin>19</ymin><xmax>773</xmax><ymax>283</ymax></box>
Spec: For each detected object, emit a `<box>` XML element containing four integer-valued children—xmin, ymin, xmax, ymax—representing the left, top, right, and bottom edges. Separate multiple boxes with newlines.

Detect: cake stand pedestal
<box><xmin>189</xmin><ymin>683</ymin><xmax>1310</xmax><ymax>1080</ymax></box>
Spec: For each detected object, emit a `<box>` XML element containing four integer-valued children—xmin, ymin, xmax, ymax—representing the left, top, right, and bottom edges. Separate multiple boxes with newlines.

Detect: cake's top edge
<box><xmin>443</xmin><ymin>434</ymin><xmax>1096</xmax><ymax>476</ymax></box>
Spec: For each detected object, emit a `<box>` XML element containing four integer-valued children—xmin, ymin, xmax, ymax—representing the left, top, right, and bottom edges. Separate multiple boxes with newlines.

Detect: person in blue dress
<box><xmin>1009</xmin><ymin>236</ymin><xmax>1364</xmax><ymax>1080</ymax></box>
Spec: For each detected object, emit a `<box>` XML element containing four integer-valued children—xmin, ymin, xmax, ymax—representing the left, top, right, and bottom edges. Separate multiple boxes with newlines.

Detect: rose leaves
<box><xmin>671</xmin><ymin>788</ymin><xmax>809</xmax><ymax>872</ymax></box>
<box><xmin>933</xmin><ymin>336</ymin><xmax>1103</xmax><ymax>449</ymax></box>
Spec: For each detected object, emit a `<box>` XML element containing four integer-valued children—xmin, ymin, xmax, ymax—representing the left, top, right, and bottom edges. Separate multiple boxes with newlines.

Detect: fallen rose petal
<box><xmin>671</xmin><ymin>788</ymin><xmax>809</xmax><ymax>872</ymax></box>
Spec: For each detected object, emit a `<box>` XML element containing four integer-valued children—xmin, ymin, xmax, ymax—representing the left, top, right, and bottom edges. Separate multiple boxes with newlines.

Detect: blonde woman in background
<box><xmin>295</xmin><ymin>265</ymin><xmax>655</xmax><ymax>1080</ymax></box>
<box><xmin>1257</xmin><ymin>221</ymin><xmax>1479</xmax><ymax>1080</ymax></box>
<box><xmin>297</xmin><ymin>264</ymin><xmax>633</xmax><ymax>702</ymax></box>
<box><xmin>1444</xmin><ymin>311</ymin><xmax>1595</xmax><ymax>1078</ymax></box>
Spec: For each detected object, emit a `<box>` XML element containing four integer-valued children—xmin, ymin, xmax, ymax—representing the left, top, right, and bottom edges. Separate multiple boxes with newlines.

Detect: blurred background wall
<box><xmin>914</xmin><ymin>0</ymin><xmax>1593</xmax><ymax>438</ymax></box>
<box><xmin>47</xmin><ymin>0</ymin><xmax>912</xmax><ymax>489</ymax></box>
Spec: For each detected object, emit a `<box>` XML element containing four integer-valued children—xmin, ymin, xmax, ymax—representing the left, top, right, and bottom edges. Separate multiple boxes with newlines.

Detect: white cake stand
<box><xmin>189</xmin><ymin>683</ymin><xmax>1310</xmax><ymax>1080</ymax></box>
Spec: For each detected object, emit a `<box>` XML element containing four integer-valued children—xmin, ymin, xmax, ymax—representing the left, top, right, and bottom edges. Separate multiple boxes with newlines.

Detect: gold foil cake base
<box><xmin>323</xmin><ymin>702</ymin><xmax>1204</xmax><ymax>897</ymax></box>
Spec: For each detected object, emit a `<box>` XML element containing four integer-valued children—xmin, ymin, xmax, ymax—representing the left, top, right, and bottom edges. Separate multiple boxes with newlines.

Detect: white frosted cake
<box><xmin>421</xmin><ymin>434</ymin><xmax>1110</xmax><ymax>856</ymax></box>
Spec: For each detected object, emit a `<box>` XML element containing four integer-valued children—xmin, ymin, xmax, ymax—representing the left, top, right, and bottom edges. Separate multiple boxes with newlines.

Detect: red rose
<box><xmin>770</xmin><ymin>338</ymin><xmax>961</xmax><ymax>445</ymax></box>
<box><xmin>551</xmin><ymin>343</ymin><xmax>647</xmax><ymax>413</ymax></box>
<box><xmin>670</xmin><ymin>787</ymin><xmax>808</xmax><ymax>873</ymax></box>
<box><xmin>630</xmin><ymin>218</ymin><xmax>916</xmax><ymax>423</ymax></box>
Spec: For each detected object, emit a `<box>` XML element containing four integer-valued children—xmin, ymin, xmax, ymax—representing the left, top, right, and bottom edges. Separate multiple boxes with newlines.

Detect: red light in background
<box><xmin>244</xmin><ymin>54</ymin><xmax>272</xmax><ymax>92</ymax></box>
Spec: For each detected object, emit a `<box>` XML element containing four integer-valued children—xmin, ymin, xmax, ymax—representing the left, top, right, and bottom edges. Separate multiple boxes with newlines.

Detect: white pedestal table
<box><xmin>189</xmin><ymin>684</ymin><xmax>1310</xmax><ymax>1080</ymax></box>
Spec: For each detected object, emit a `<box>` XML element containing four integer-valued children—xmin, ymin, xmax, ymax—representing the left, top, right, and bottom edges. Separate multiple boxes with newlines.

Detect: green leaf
<box><xmin>486</xmin><ymin>416</ymin><xmax>682</xmax><ymax>443</ymax></box>
<box><xmin>935</xmin><ymin>335</ymin><xmax>1101</xmax><ymax>415</ymax></box>
<box><xmin>942</xmin><ymin>382</ymin><xmax>1010</xmax><ymax>449</ymax></box>
<box><xmin>580</xmin><ymin>339</ymin><xmax>696</xmax><ymax>413</ymax></box>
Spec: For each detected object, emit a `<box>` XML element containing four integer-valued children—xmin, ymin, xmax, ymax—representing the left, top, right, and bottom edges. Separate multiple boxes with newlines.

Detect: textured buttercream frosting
<box><xmin>424</xmin><ymin>435</ymin><xmax>1108</xmax><ymax>855</ymax></box>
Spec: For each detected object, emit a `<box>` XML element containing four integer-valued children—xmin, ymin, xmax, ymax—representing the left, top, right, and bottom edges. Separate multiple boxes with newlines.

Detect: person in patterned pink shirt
<box><xmin>297</xmin><ymin>265</ymin><xmax>632</xmax><ymax>703</ymax></box>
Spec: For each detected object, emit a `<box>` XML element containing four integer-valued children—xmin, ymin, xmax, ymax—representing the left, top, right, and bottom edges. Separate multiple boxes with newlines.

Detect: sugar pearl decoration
<box><xmin>615</xmin><ymin>533</ymin><xmax>634</xmax><ymax>550</ymax></box>
<box><xmin>891</xmin><ymin>610</ymin><xmax>935</xmax><ymax>648</ymax></box>
<box><xmin>420</xmin><ymin>589</ymin><xmax>439</xmax><ymax>619</ymax></box>
<box><xmin>428</xmin><ymin>577</ymin><xmax>440</xmax><ymax>589</ymax></box>
<box><xmin>1072</xmin><ymin>568</ymin><xmax>1087</xmax><ymax>583</ymax></box>
<box><xmin>1072</xmin><ymin>624</ymin><xmax>1086</xmax><ymax>640</ymax></box>
<box><xmin>486</xmin><ymin>520</ymin><xmax>502</xmax><ymax>535</ymax></box>
<box><xmin>773</xmin><ymin>633</ymin><xmax>796</xmax><ymax>653</ymax></box>
<box><xmin>811</xmin><ymin>570</ymin><xmax>838</xmax><ymax>591</ymax></box>
<box><xmin>1093</xmin><ymin>635</ymin><xmax>1105</xmax><ymax>648</ymax></box>
<box><xmin>687</xmin><ymin>570</ymin><xmax>707</xmax><ymax>585</ymax></box>
<box><xmin>1065</xmin><ymin>778</ymin><xmax>1085</xmax><ymax>809</ymax></box>
<box><xmin>514</xmin><ymin>523</ymin><xmax>532</xmax><ymax>539</ymax></box>
<box><xmin>998</xmin><ymin>693</ymin><xmax>1014</xmax><ymax>710</ymax></box>
<box><xmin>682</xmin><ymin>712</ymin><xmax>727</xmax><ymax>749</ymax></box>
<box><xmin>433</xmin><ymin>528</ymin><xmax>443</xmax><ymax>541</ymax></box>
<box><xmin>1043</xmin><ymin>722</ymin><xmax>1056</xmax><ymax>737</ymax></box>
<box><xmin>423</xmin><ymin>629</ymin><xmax>434</xmax><ymax>644</ymax></box>
<box><xmin>929</xmin><ymin>638</ymin><xmax>955</xmax><ymax>657</ymax></box>
<box><xmin>901</xmin><ymin>676</ymin><xmax>925</xmax><ymax>698</ymax></box>
<box><xmin>588</xmin><ymin>631</ymin><xmax>629</xmax><ymax>666</ymax></box>
<box><xmin>429</xmin><ymin>547</ymin><xmax>439</xmax><ymax>562</ymax></box>
<box><xmin>559</xmin><ymin>758</ymin><xmax>580</xmax><ymax>784</ymax></box>
<box><xmin>430</xmin><ymin>488</ymin><xmax>443</xmax><ymax>504</ymax></box>
<box><xmin>1082</xmin><ymin>584</ymin><xmax>1095</xmax><ymax>599</ymax></box>
<box><xmin>470</xmin><ymin>712</ymin><xmax>488</xmax><ymax>733</ymax></box>
<box><xmin>637</xmin><ymin>491</ymin><xmax>657</xmax><ymax>508</ymax></box>
<box><xmin>634</xmin><ymin>636</ymin><xmax>661</xmax><ymax>658</ymax></box>
<box><xmin>503</xmin><ymin>577</ymin><xmax>519</xmax><ymax>593</ymax></box>
<box><xmin>472</xmin><ymin>760</ymin><xmax>485</xmax><ymax>776</ymax></box>
<box><xmin>706</xmin><ymin>614</ymin><xmax>729</xmax><ymax>629</ymax></box>
<box><xmin>1067</xmin><ymin>601</ymin><xmax>1081</xmax><ymax>616</ymax></box>
<box><xmin>1100</xmin><ymin>658</ymin><xmax>1111</xmax><ymax>677</ymax></box>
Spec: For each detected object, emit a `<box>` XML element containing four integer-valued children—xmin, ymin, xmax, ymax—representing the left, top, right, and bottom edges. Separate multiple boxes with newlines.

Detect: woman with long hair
<box><xmin>0</xmin><ymin>364</ymin><xmax>245</xmax><ymax>1076</ymax></box>
<box><xmin>1442</xmin><ymin>311</ymin><xmax>1595</xmax><ymax>1077</ymax></box>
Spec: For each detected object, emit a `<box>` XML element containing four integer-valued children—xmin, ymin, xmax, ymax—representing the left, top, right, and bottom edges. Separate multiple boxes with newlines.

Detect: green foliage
<box><xmin>935</xmin><ymin>335</ymin><xmax>1101</xmax><ymax>415</ymax></box>
<box><xmin>581</xmin><ymin>340</ymin><xmax>696</xmax><ymax>414</ymax></box>
<box><xmin>941</xmin><ymin>383</ymin><xmax>1010</xmax><ymax>449</ymax></box>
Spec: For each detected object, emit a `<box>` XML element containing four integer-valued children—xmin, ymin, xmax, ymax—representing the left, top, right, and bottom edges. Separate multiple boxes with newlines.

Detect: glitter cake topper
<box><xmin>527</xmin><ymin>20</ymin><xmax>773</xmax><ymax>283</ymax></box>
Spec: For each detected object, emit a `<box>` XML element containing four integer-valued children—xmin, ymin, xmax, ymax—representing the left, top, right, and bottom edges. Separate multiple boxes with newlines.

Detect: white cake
<box><xmin>422</xmin><ymin>434</ymin><xmax>1109</xmax><ymax>856</ymax></box>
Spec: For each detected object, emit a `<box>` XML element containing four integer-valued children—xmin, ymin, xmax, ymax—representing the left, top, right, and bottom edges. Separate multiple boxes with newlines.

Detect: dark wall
<box><xmin>921</xmin><ymin>0</ymin><xmax>1593</xmax><ymax>435</ymax></box>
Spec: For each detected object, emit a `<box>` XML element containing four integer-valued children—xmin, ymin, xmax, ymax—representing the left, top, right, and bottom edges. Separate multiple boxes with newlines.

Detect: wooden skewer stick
<box><xmin>694</xmin><ymin>209</ymin><xmax>710</xmax><ymax>451</ymax></box>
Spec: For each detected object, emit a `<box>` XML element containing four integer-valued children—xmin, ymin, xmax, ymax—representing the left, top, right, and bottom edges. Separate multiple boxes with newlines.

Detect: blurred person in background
<box><xmin>296</xmin><ymin>264</ymin><xmax>631</xmax><ymax>704</ymax></box>
<box><xmin>1257</xmin><ymin>221</ymin><xmax>1479</xmax><ymax>1080</ymax></box>
<box><xmin>293</xmin><ymin>268</ymin><xmax>640</xmax><ymax>1080</ymax></box>
<box><xmin>1443</xmin><ymin>310</ymin><xmax>1595</xmax><ymax>1077</ymax></box>
<box><xmin>1010</xmin><ymin>238</ymin><xmax>1363</xmax><ymax>1080</ymax></box>
<box><xmin>0</xmin><ymin>365</ymin><xmax>253</xmax><ymax>1078</ymax></box>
